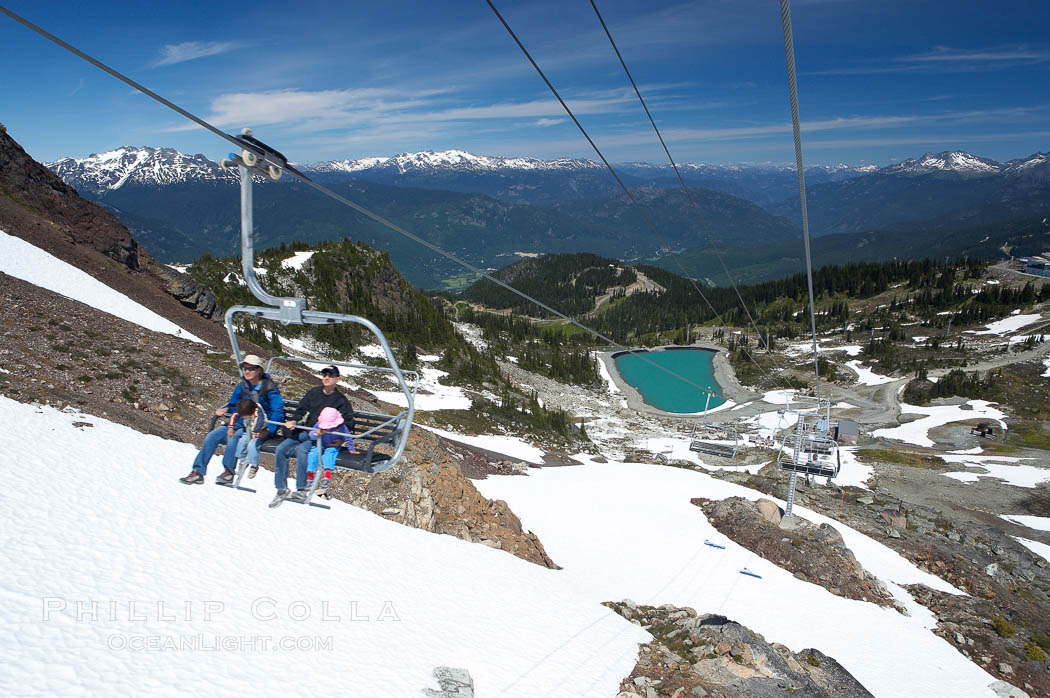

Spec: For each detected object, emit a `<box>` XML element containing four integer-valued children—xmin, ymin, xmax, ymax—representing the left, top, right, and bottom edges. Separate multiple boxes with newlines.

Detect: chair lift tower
<box><xmin>777</xmin><ymin>396</ymin><xmax>839</xmax><ymax>517</ymax></box>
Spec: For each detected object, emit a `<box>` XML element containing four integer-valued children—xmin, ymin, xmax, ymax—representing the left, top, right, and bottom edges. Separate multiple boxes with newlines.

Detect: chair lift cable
<box><xmin>484</xmin><ymin>0</ymin><xmax>781</xmax><ymax>386</ymax></box>
<box><xmin>0</xmin><ymin>4</ymin><xmax>723</xmax><ymax>401</ymax></box>
<box><xmin>779</xmin><ymin>0</ymin><xmax>822</xmax><ymax>396</ymax></box>
<box><xmin>588</xmin><ymin>0</ymin><xmax>788</xmax><ymax>377</ymax></box>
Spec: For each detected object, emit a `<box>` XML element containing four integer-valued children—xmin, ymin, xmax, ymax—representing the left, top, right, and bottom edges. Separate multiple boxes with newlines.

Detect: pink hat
<box><xmin>317</xmin><ymin>407</ymin><xmax>344</xmax><ymax>429</ymax></box>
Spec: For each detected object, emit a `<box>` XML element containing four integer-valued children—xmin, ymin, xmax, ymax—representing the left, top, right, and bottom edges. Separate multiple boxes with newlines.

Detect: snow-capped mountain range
<box><xmin>883</xmin><ymin>150</ymin><xmax>1049</xmax><ymax>175</ymax></box>
<box><xmin>45</xmin><ymin>146</ymin><xmax>1048</xmax><ymax>195</ymax></box>
<box><xmin>47</xmin><ymin>146</ymin><xmax>237</xmax><ymax>192</ymax></box>
<box><xmin>311</xmin><ymin>149</ymin><xmax>604</xmax><ymax>174</ymax></box>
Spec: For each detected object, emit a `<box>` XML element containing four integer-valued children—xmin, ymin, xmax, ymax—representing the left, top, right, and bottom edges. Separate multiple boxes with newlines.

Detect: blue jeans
<box><xmin>234</xmin><ymin>433</ymin><xmax>272</xmax><ymax>466</ymax></box>
<box><xmin>274</xmin><ymin>431</ymin><xmax>312</xmax><ymax>491</ymax></box>
<box><xmin>306</xmin><ymin>446</ymin><xmax>340</xmax><ymax>474</ymax></box>
<box><xmin>192</xmin><ymin>425</ymin><xmax>244</xmax><ymax>476</ymax></box>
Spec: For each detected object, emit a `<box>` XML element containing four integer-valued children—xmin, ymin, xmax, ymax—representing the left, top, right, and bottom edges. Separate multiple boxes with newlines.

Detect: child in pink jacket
<box><xmin>306</xmin><ymin>407</ymin><xmax>358</xmax><ymax>489</ymax></box>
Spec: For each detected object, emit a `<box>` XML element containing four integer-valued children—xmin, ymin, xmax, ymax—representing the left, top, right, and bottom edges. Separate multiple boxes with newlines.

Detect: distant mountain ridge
<box><xmin>772</xmin><ymin>149</ymin><xmax>1050</xmax><ymax>236</ymax></box>
<box><xmin>41</xmin><ymin>144</ymin><xmax>1050</xmax><ymax>289</ymax></box>
<box><xmin>883</xmin><ymin>150</ymin><xmax>1049</xmax><ymax>175</ymax></box>
<box><xmin>46</xmin><ymin>146</ymin><xmax>878</xmax><ymax>195</ymax></box>
<box><xmin>311</xmin><ymin>149</ymin><xmax>604</xmax><ymax>174</ymax></box>
<box><xmin>48</xmin><ymin>146</ymin><xmax>236</xmax><ymax>193</ymax></box>
<box><xmin>49</xmin><ymin>145</ymin><xmax>1047</xmax><ymax>195</ymax></box>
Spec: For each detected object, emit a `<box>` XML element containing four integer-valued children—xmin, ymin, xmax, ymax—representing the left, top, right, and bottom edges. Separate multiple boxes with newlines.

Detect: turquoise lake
<box><xmin>613</xmin><ymin>348</ymin><xmax>725</xmax><ymax>413</ymax></box>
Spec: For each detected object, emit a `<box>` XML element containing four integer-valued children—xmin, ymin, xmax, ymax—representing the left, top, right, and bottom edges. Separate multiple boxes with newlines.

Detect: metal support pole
<box><xmin>785</xmin><ymin>471</ymin><xmax>799</xmax><ymax>518</ymax></box>
<box><xmin>784</xmin><ymin>414</ymin><xmax>805</xmax><ymax>518</ymax></box>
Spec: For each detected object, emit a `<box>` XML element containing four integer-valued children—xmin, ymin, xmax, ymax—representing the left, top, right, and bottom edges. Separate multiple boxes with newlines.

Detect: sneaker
<box><xmin>248</xmin><ymin>464</ymin><xmax>259</xmax><ymax>479</ymax></box>
<box><xmin>179</xmin><ymin>471</ymin><xmax>204</xmax><ymax>485</ymax></box>
<box><xmin>269</xmin><ymin>489</ymin><xmax>290</xmax><ymax>508</ymax></box>
<box><xmin>287</xmin><ymin>489</ymin><xmax>308</xmax><ymax>503</ymax></box>
<box><xmin>321</xmin><ymin>474</ymin><xmax>331</xmax><ymax>489</ymax></box>
<box><xmin>215</xmin><ymin>470</ymin><xmax>234</xmax><ymax>485</ymax></box>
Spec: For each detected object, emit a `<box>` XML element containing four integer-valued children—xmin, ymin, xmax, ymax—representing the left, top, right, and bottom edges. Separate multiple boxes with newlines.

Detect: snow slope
<box><xmin>476</xmin><ymin>456</ymin><xmax>1001</xmax><ymax>698</ymax></box>
<box><xmin>0</xmin><ymin>394</ymin><xmax>1010</xmax><ymax>697</ymax></box>
<box><xmin>0</xmin><ymin>230</ymin><xmax>206</xmax><ymax>344</ymax></box>
<box><xmin>0</xmin><ymin>396</ymin><xmax>644</xmax><ymax>697</ymax></box>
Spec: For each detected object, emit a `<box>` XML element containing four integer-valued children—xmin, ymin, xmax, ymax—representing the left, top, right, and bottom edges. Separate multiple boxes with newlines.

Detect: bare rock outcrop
<box><xmin>0</xmin><ymin>125</ymin><xmax>221</xmax><ymax>331</ymax></box>
<box><xmin>695</xmin><ymin>497</ymin><xmax>896</xmax><ymax>608</ymax></box>
<box><xmin>607</xmin><ymin>601</ymin><xmax>873</xmax><ymax>697</ymax></box>
<box><xmin>322</xmin><ymin>427</ymin><xmax>558</xmax><ymax>568</ymax></box>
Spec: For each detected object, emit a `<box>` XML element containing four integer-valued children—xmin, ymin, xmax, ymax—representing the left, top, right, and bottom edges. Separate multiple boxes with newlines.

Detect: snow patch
<box><xmin>0</xmin><ymin>230</ymin><xmax>207</xmax><ymax>344</ymax></box>
<box><xmin>964</xmin><ymin>314</ymin><xmax>1041</xmax><ymax>336</ymax></box>
<box><xmin>872</xmin><ymin>401</ymin><xmax>1006</xmax><ymax>448</ymax></box>
<box><xmin>419</xmin><ymin>424</ymin><xmax>544</xmax><ymax>464</ymax></box>
<box><xmin>280</xmin><ymin>250</ymin><xmax>316</xmax><ymax>270</ymax></box>
<box><xmin>1001</xmin><ymin>514</ymin><xmax>1050</xmax><ymax>531</ymax></box>
<box><xmin>843</xmin><ymin>360</ymin><xmax>897</xmax><ymax>386</ymax></box>
<box><xmin>1013</xmin><ymin>537</ymin><xmax>1050</xmax><ymax>564</ymax></box>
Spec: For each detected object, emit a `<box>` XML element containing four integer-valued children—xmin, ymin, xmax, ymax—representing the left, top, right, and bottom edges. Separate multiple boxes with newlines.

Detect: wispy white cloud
<box><xmin>907</xmin><ymin>46</ymin><xmax>1050</xmax><ymax>63</ymax></box>
<box><xmin>151</xmin><ymin>41</ymin><xmax>243</xmax><ymax>67</ymax></box>
<box><xmin>809</xmin><ymin>45</ymin><xmax>1050</xmax><ymax>76</ymax></box>
<box><xmin>167</xmin><ymin>86</ymin><xmax>637</xmax><ymax>135</ymax></box>
<box><xmin>799</xmin><ymin>129</ymin><xmax>1050</xmax><ymax>150</ymax></box>
<box><xmin>534</xmin><ymin>118</ymin><xmax>565</xmax><ymax>127</ymax></box>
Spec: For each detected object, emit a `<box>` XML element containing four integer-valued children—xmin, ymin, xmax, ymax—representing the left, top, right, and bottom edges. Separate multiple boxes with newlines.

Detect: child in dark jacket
<box><xmin>231</xmin><ymin>399</ymin><xmax>270</xmax><ymax>479</ymax></box>
<box><xmin>306</xmin><ymin>407</ymin><xmax>359</xmax><ymax>489</ymax></box>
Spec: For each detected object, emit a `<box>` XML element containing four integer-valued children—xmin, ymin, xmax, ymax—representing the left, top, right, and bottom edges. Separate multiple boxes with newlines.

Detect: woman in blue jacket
<box><xmin>179</xmin><ymin>354</ymin><xmax>285</xmax><ymax>485</ymax></box>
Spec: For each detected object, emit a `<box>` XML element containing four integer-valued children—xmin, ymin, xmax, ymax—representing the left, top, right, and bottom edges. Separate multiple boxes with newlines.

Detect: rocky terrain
<box><xmin>708</xmin><ymin>465</ymin><xmax>1050</xmax><ymax>696</ymax></box>
<box><xmin>694</xmin><ymin>497</ymin><xmax>897</xmax><ymax>608</ymax></box>
<box><xmin>606</xmin><ymin>601</ymin><xmax>872</xmax><ymax>698</ymax></box>
<box><xmin>0</xmin><ymin>125</ymin><xmax>221</xmax><ymax>333</ymax></box>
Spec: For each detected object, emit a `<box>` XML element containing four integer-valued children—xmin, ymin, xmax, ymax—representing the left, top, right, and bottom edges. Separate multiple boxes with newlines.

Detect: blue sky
<box><xmin>2</xmin><ymin>0</ymin><xmax>1049</xmax><ymax>167</ymax></box>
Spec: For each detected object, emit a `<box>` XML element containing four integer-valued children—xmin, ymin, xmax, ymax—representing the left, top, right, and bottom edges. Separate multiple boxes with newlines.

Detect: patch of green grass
<box><xmin>1</xmin><ymin>187</ymin><xmax>41</xmax><ymax>214</ymax></box>
<box><xmin>857</xmin><ymin>448</ymin><xmax>947</xmax><ymax>470</ymax></box>
<box><xmin>438</xmin><ymin>271</ymin><xmax>483</xmax><ymax>292</ymax></box>
<box><xmin>1024</xmin><ymin>642</ymin><xmax>1047</xmax><ymax>661</ymax></box>
<box><xmin>1016</xmin><ymin>423</ymin><xmax>1050</xmax><ymax>450</ymax></box>
<box><xmin>805</xmin><ymin>653</ymin><xmax>821</xmax><ymax>667</ymax></box>
<box><xmin>993</xmin><ymin>617</ymin><xmax>1016</xmax><ymax>638</ymax></box>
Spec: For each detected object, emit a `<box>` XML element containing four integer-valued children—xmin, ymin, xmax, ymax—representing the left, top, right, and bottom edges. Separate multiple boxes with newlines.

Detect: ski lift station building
<box><xmin>835</xmin><ymin>419</ymin><xmax>860</xmax><ymax>445</ymax></box>
<box><xmin>1024</xmin><ymin>258</ymin><xmax>1050</xmax><ymax>279</ymax></box>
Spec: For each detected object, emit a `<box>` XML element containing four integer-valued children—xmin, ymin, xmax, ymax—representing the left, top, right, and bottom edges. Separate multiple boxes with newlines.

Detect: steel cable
<box><xmin>589</xmin><ymin>0</ymin><xmax>788</xmax><ymax>377</ymax></box>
